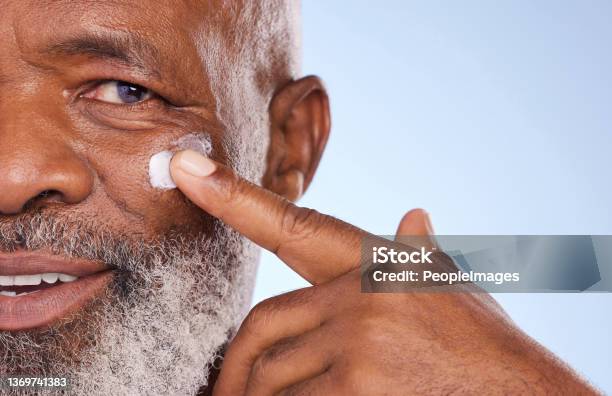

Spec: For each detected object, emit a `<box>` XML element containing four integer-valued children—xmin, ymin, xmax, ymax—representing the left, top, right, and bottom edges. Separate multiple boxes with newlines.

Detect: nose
<box><xmin>0</xmin><ymin>137</ymin><xmax>93</xmax><ymax>215</ymax></box>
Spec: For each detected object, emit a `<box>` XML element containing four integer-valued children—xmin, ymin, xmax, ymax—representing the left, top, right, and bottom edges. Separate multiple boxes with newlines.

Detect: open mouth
<box><xmin>0</xmin><ymin>251</ymin><xmax>114</xmax><ymax>331</ymax></box>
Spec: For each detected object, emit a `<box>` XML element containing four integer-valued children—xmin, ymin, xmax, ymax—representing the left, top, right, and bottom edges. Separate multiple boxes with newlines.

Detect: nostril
<box><xmin>36</xmin><ymin>189</ymin><xmax>63</xmax><ymax>202</ymax></box>
<box><xmin>38</xmin><ymin>190</ymin><xmax>52</xmax><ymax>199</ymax></box>
<box><xmin>21</xmin><ymin>190</ymin><xmax>64</xmax><ymax>212</ymax></box>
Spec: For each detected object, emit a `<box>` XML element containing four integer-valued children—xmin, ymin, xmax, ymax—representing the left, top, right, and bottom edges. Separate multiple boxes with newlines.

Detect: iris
<box><xmin>116</xmin><ymin>82</ymin><xmax>149</xmax><ymax>103</ymax></box>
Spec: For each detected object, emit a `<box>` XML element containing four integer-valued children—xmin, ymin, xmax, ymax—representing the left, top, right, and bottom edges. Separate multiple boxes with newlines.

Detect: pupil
<box><xmin>117</xmin><ymin>82</ymin><xmax>147</xmax><ymax>103</ymax></box>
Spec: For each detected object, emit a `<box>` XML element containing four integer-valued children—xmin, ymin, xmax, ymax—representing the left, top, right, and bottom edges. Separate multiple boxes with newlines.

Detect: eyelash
<box><xmin>79</xmin><ymin>80</ymin><xmax>170</xmax><ymax>108</ymax></box>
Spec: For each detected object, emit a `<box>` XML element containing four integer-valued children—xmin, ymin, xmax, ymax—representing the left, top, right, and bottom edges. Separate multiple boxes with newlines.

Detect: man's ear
<box><xmin>263</xmin><ymin>75</ymin><xmax>331</xmax><ymax>202</ymax></box>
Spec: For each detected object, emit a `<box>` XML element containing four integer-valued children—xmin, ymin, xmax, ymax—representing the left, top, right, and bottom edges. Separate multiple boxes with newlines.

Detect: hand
<box><xmin>171</xmin><ymin>150</ymin><xmax>597</xmax><ymax>396</ymax></box>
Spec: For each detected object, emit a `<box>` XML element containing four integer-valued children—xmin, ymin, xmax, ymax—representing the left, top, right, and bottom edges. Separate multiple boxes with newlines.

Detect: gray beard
<box><xmin>0</xmin><ymin>211</ymin><xmax>258</xmax><ymax>395</ymax></box>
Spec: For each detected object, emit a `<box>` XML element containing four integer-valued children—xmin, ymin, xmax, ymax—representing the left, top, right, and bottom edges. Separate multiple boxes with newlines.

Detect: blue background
<box><xmin>254</xmin><ymin>1</ymin><xmax>612</xmax><ymax>392</ymax></box>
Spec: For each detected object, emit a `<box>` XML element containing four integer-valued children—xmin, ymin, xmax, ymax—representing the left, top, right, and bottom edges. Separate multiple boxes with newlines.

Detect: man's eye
<box><xmin>82</xmin><ymin>81</ymin><xmax>154</xmax><ymax>104</ymax></box>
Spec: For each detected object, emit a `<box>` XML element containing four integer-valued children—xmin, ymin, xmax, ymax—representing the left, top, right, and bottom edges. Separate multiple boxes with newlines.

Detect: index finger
<box><xmin>170</xmin><ymin>149</ymin><xmax>367</xmax><ymax>285</ymax></box>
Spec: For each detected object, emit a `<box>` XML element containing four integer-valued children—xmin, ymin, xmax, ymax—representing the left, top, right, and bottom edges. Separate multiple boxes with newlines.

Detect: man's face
<box><xmin>0</xmin><ymin>1</ymin><xmax>296</xmax><ymax>394</ymax></box>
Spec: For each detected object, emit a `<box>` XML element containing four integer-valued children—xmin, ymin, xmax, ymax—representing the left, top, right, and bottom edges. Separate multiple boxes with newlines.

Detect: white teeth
<box><xmin>42</xmin><ymin>273</ymin><xmax>60</xmax><ymax>284</ymax></box>
<box><xmin>0</xmin><ymin>273</ymin><xmax>80</xmax><ymax>298</ymax></box>
<box><xmin>14</xmin><ymin>274</ymin><xmax>42</xmax><ymax>286</ymax></box>
<box><xmin>0</xmin><ymin>273</ymin><xmax>78</xmax><ymax>289</ymax></box>
<box><xmin>0</xmin><ymin>275</ymin><xmax>14</xmax><ymax>286</ymax></box>
<box><xmin>59</xmin><ymin>274</ymin><xmax>78</xmax><ymax>283</ymax></box>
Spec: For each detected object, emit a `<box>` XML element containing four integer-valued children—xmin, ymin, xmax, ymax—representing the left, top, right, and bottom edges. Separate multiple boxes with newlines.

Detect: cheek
<box><xmin>81</xmin><ymin>130</ymin><xmax>216</xmax><ymax>240</ymax></box>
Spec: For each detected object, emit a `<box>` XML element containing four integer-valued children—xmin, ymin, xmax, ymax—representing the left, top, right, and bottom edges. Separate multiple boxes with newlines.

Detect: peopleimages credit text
<box><xmin>370</xmin><ymin>246</ymin><xmax>520</xmax><ymax>286</ymax></box>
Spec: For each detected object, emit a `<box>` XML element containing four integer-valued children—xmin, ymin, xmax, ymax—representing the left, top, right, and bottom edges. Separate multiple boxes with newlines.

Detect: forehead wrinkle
<box><xmin>41</xmin><ymin>30</ymin><xmax>163</xmax><ymax>79</ymax></box>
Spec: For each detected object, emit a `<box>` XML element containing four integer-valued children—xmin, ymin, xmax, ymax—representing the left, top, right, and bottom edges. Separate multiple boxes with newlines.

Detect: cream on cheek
<box><xmin>148</xmin><ymin>133</ymin><xmax>213</xmax><ymax>189</ymax></box>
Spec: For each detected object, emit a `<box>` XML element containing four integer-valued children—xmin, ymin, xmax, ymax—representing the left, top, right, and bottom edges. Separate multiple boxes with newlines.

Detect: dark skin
<box><xmin>0</xmin><ymin>1</ymin><xmax>598</xmax><ymax>395</ymax></box>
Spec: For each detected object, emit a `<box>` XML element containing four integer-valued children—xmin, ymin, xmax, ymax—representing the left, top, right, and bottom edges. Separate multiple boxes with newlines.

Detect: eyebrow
<box><xmin>42</xmin><ymin>31</ymin><xmax>163</xmax><ymax>78</ymax></box>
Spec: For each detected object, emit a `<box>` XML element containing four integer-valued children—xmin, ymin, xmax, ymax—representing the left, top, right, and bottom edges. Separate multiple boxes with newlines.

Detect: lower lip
<box><xmin>0</xmin><ymin>271</ymin><xmax>114</xmax><ymax>331</ymax></box>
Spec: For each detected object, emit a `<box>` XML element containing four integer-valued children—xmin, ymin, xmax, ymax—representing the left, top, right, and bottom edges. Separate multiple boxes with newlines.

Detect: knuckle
<box><xmin>275</xmin><ymin>286</ymin><xmax>316</xmax><ymax>308</ymax></box>
<box><xmin>250</xmin><ymin>353</ymin><xmax>271</xmax><ymax>383</ymax></box>
<box><xmin>250</xmin><ymin>337</ymin><xmax>300</xmax><ymax>387</ymax></box>
<box><xmin>339</xmin><ymin>364</ymin><xmax>377</xmax><ymax>395</ymax></box>
<box><xmin>258</xmin><ymin>336</ymin><xmax>299</xmax><ymax>370</ymax></box>
<box><xmin>242</xmin><ymin>286</ymin><xmax>316</xmax><ymax>338</ymax></box>
<box><xmin>280</xmin><ymin>204</ymin><xmax>323</xmax><ymax>242</ymax></box>
<box><xmin>355</xmin><ymin>309</ymin><xmax>380</xmax><ymax>332</ymax></box>
<box><xmin>242</xmin><ymin>298</ymin><xmax>278</xmax><ymax>336</ymax></box>
<box><xmin>353</xmin><ymin>311</ymin><xmax>395</xmax><ymax>346</ymax></box>
<box><xmin>217</xmin><ymin>168</ymin><xmax>253</xmax><ymax>206</ymax></box>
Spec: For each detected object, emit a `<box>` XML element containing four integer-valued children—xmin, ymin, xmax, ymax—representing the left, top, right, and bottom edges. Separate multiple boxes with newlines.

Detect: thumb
<box><xmin>394</xmin><ymin>208</ymin><xmax>438</xmax><ymax>250</ymax></box>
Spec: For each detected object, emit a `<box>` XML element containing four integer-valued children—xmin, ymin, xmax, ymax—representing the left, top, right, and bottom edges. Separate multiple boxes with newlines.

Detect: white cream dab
<box><xmin>149</xmin><ymin>133</ymin><xmax>213</xmax><ymax>190</ymax></box>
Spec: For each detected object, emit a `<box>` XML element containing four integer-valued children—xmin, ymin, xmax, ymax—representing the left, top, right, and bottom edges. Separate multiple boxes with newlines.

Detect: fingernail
<box><xmin>174</xmin><ymin>150</ymin><xmax>217</xmax><ymax>177</ymax></box>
